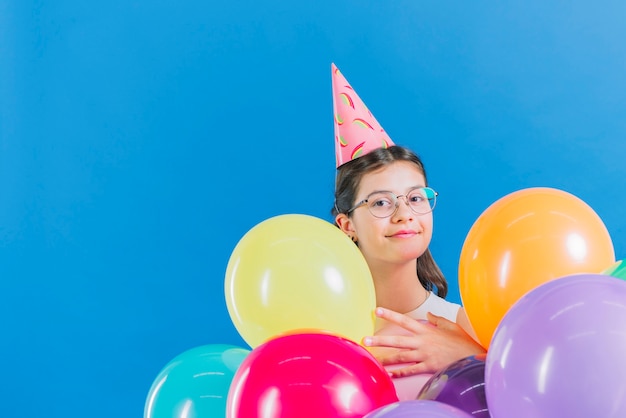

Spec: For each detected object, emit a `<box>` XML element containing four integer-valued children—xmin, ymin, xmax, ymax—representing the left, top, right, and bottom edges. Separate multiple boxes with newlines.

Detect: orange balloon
<box><xmin>459</xmin><ymin>187</ymin><xmax>615</xmax><ymax>348</ymax></box>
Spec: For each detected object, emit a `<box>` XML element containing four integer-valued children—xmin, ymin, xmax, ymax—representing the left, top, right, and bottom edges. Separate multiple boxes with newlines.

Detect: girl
<box><xmin>332</xmin><ymin>145</ymin><xmax>486</xmax><ymax>379</ymax></box>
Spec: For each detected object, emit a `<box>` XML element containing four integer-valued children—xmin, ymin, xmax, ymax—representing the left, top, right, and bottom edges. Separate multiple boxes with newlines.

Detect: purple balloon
<box><xmin>417</xmin><ymin>354</ymin><xmax>489</xmax><ymax>417</ymax></box>
<box><xmin>364</xmin><ymin>400</ymin><xmax>473</xmax><ymax>418</ymax></box>
<box><xmin>486</xmin><ymin>274</ymin><xmax>626</xmax><ymax>418</ymax></box>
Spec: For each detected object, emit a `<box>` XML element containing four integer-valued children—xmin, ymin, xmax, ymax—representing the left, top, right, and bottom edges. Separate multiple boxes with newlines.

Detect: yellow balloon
<box><xmin>224</xmin><ymin>214</ymin><xmax>376</xmax><ymax>348</ymax></box>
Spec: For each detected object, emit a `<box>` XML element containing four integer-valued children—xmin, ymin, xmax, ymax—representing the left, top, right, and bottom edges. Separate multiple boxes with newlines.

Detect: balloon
<box><xmin>602</xmin><ymin>259</ymin><xmax>626</xmax><ymax>280</ymax></box>
<box><xmin>459</xmin><ymin>187</ymin><xmax>615</xmax><ymax>347</ymax></box>
<box><xmin>226</xmin><ymin>332</ymin><xmax>398</xmax><ymax>417</ymax></box>
<box><xmin>417</xmin><ymin>354</ymin><xmax>489</xmax><ymax>417</ymax></box>
<box><xmin>144</xmin><ymin>344</ymin><xmax>250</xmax><ymax>418</ymax></box>
<box><xmin>225</xmin><ymin>214</ymin><xmax>376</xmax><ymax>348</ymax></box>
<box><xmin>485</xmin><ymin>274</ymin><xmax>626</xmax><ymax>418</ymax></box>
<box><xmin>364</xmin><ymin>400</ymin><xmax>474</xmax><ymax>418</ymax></box>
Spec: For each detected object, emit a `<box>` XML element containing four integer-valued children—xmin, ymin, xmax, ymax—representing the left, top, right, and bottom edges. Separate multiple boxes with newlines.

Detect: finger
<box><xmin>377</xmin><ymin>348</ymin><xmax>423</xmax><ymax>366</ymax></box>
<box><xmin>387</xmin><ymin>362</ymin><xmax>432</xmax><ymax>378</ymax></box>
<box><xmin>375</xmin><ymin>307</ymin><xmax>430</xmax><ymax>333</ymax></box>
<box><xmin>363</xmin><ymin>334</ymin><xmax>423</xmax><ymax>351</ymax></box>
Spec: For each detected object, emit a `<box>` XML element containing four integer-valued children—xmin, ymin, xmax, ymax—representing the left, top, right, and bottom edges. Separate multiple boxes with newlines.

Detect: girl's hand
<box><xmin>363</xmin><ymin>307</ymin><xmax>487</xmax><ymax>377</ymax></box>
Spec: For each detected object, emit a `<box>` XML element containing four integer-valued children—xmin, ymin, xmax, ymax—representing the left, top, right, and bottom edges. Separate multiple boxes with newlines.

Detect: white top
<box><xmin>405</xmin><ymin>291</ymin><xmax>461</xmax><ymax>322</ymax></box>
<box><xmin>375</xmin><ymin>291</ymin><xmax>461</xmax><ymax>332</ymax></box>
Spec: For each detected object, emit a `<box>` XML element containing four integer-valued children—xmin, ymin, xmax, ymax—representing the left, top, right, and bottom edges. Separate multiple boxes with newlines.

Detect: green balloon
<box><xmin>602</xmin><ymin>259</ymin><xmax>626</xmax><ymax>281</ymax></box>
<box><xmin>144</xmin><ymin>344</ymin><xmax>250</xmax><ymax>418</ymax></box>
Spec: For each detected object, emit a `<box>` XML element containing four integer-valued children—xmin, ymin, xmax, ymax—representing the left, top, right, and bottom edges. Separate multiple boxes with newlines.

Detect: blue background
<box><xmin>2</xmin><ymin>1</ymin><xmax>625</xmax><ymax>416</ymax></box>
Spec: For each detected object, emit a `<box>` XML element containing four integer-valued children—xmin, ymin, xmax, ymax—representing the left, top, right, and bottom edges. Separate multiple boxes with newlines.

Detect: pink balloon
<box><xmin>226</xmin><ymin>332</ymin><xmax>398</xmax><ymax>417</ymax></box>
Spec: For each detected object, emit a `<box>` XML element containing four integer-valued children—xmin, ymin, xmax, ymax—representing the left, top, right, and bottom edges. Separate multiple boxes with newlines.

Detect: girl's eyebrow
<box><xmin>364</xmin><ymin>186</ymin><xmax>426</xmax><ymax>196</ymax></box>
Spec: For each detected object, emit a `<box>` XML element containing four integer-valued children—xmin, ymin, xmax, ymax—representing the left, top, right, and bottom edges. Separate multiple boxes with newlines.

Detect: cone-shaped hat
<box><xmin>332</xmin><ymin>63</ymin><xmax>395</xmax><ymax>168</ymax></box>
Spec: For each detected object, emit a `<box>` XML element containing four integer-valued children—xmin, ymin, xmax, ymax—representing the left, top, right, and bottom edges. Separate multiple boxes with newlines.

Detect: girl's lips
<box><xmin>389</xmin><ymin>230</ymin><xmax>418</xmax><ymax>238</ymax></box>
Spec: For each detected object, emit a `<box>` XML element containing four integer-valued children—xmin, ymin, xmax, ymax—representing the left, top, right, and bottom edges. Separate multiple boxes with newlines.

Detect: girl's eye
<box><xmin>371</xmin><ymin>198</ymin><xmax>392</xmax><ymax>207</ymax></box>
<box><xmin>369</xmin><ymin>193</ymin><xmax>394</xmax><ymax>208</ymax></box>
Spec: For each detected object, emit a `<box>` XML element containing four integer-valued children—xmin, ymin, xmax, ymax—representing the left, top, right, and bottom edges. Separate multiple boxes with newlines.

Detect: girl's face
<box><xmin>337</xmin><ymin>161</ymin><xmax>433</xmax><ymax>267</ymax></box>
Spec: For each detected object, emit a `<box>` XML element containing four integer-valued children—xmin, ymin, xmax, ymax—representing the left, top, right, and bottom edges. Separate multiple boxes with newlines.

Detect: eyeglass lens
<box><xmin>367</xmin><ymin>187</ymin><xmax>436</xmax><ymax>217</ymax></box>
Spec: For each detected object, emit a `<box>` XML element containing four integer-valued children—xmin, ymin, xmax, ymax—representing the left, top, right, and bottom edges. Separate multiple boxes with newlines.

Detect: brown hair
<box><xmin>332</xmin><ymin>145</ymin><xmax>448</xmax><ymax>297</ymax></box>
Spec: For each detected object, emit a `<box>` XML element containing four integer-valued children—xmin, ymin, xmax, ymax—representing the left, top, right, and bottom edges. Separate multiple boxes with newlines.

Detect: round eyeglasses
<box><xmin>347</xmin><ymin>187</ymin><xmax>438</xmax><ymax>218</ymax></box>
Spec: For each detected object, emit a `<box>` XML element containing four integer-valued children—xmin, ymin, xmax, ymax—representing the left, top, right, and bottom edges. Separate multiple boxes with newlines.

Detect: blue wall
<box><xmin>2</xmin><ymin>1</ymin><xmax>625</xmax><ymax>416</ymax></box>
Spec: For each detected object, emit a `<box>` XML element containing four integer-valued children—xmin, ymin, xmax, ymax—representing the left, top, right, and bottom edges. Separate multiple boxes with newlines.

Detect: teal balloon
<box><xmin>144</xmin><ymin>344</ymin><xmax>250</xmax><ymax>418</ymax></box>
<box><xmin>602</xmin><ymin>259</ymin><xmax>626</xmax><ymax>280</ymax></box>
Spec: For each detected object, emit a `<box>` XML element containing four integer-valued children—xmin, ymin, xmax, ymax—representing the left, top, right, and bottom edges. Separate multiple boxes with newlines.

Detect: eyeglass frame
<box><xmin>346</xmin><ymin>186</ymin><xmax>438</xmax><ymax>218</ymax></box>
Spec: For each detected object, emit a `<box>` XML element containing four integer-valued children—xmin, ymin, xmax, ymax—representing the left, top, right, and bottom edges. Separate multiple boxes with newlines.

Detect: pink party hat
<box><xmin>332</xmin><ymin>63</ymin><xmax>395</xmax><ymax>168</ymax></box>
